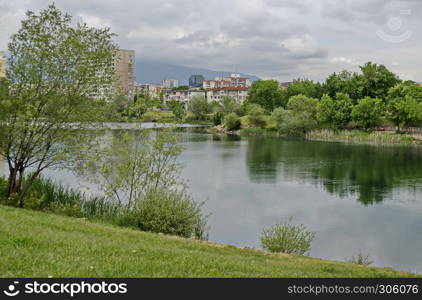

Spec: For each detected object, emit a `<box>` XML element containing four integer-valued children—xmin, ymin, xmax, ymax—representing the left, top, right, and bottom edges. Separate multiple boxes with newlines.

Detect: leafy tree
<box><xmin>187</xmin><ymin>95</ymin><xmax>210</xmax><ymax>120</ymax></box>
<box><xmin>387</xmin><ymin>96</ymin><xmax>420</xmax><ymax>131</ymax></box>
<box><xmin>316</xmin><ymin>94</ymin><xmax>335</xmax><ymax>126</ymax></box>
<box><xmin>322</xmin><ymin>70</ymin><xmax>363</xmax><ymax>101</ymax></box>
<box><xmin>167</xmin><ymin>99</ymin><xmax>186</xmax><ymax>120</ymax></box>
<box><xmin>317</xmin><ymin>93</ymin><xmax>353</xmax><ymax>129</ymax></box>
<box><xmin>223</xmin><ymin>113</ymin><xmax>241</xmax><ymax>131</ymax></box>
<box><xmin>351</xmin><ymin>97</ymin><xmax>384</xmax><ymax>130</ymax></box>
<box><xmin>286</xmin><ymin>78</ymin><xmax>323</xmax><ymax>99</ymax></box>
<box><xmin>272</xmin><ymin>107</ymin><xmax>317</xmax><ymax>135</ymax></box>
<box><xmin>113</xmin><ymin>95</ymin><xmax>132</xmax><ymax>114</ymax></box>
<box><xmin>173</xmin><ymin>85</ymin><xmax>189</xmax><ymax>90</ymax></box>
<box><xmin>247</xmin><ymin>80</ymin><xmax>286</xmax><ymax>111</ymax></box>
<box><xmin>287</xmin><ymin>94</ymin><xmax>318</xmax><ymax>121</ymax></box>
<box><xmin>358</xmin><ymin>62</ymin><xmax>401</xmax><ymax>101</ymax></box>
<box><xmin>212</xmin><ymin>111</ymin><xmax>224</xmax><ymax>126</ymax></box>
<box><xmin>220</xmin><ymin>96</ymin><xmax>240</xmax><ymax>115</ymax></box>
<box><xmin>247</xmin><ymin>104</ymin><xmax>266</xmax><ymax>128</ymax></box>
<box><xmin>126</xmin><ymin>98</ymin><xmax>148</xmax><ymax>119</ymax></box>
<box><xmin>0</xmin><ymin>5</ymin><xmax>116</xmax><ymax>206</ymax></box>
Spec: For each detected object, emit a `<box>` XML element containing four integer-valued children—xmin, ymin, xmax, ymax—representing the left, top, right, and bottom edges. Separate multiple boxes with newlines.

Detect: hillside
<box><xmin>0</xmin><ymin>205</ymin><xmax>417</xmax><ymax>278</ymax></box>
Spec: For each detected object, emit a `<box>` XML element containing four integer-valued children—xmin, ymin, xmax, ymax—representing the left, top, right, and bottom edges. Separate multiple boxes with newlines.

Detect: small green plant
<box><xmin>261</xmin><ymin>218</ymin><xmax>316</xmax><ymax>255</ymax></box>
<box><xmin>348</xmin><ymin>250</ymin><xmax>373</xmax><ymax>266</ymax></box>
<box><xmin>212</xmin><ymin>111</ymin><xmax>224</xmax><ymax>126</ymax></box>
<box><xmin>117</xmin><ymin>188</ymin><xmax>208</xmax><ymax>239</ymax></box>
<box><xmin>224</xmin><ymin>113</ymin><xmax>241</xmax><ymax>131</ymax></box>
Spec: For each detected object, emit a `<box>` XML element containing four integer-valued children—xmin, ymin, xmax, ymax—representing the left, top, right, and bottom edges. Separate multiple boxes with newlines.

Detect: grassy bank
<box><xmin>306</xmin><ymin>129</ymin><xmax>420</xmax><ymax>145</ymax></box>
<box><xmin>0</xmin><ymin>205</ymin><xmax>418</xmax><ymax>277</ymax></box>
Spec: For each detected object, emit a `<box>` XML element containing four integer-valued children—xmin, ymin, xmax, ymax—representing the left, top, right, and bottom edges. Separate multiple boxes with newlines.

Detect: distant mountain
<box><xmin>136</xmin><ymin>61</ymin><xmax>260</xmax><ymax>85</ymax></box>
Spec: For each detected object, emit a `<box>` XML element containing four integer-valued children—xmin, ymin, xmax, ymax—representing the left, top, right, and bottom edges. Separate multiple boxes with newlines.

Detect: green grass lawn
<box><xmin>0</xmin><ymin>205</ymin><xmax>418</xmax><ymax>278</ymax></box>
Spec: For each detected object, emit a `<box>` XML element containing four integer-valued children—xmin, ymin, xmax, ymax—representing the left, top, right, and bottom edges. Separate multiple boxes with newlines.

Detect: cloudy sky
<box><xmin>1</xmin><ymin>0</ymin><xmax>422</xmax><ymax>82</ymax></box>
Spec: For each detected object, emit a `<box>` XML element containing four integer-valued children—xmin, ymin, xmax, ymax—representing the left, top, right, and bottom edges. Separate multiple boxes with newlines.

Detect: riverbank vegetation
<box><xmin>213</xmin><ymin>63</ymin><xmax>422</xmax><ymax>145</ymax></box>
<box><xmin>1</xmin><ymin>205</ymin><xmax>418</xmax><ymax>277</ymax></box>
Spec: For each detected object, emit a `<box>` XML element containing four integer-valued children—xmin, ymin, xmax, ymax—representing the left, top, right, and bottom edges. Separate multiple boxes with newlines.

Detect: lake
<box><xmin>2</xmin><ymin>124</ymin><xmax>422</xmax><ymax>273</ymax></box>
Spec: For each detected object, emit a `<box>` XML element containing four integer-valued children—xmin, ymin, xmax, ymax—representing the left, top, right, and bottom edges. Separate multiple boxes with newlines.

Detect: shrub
<box><xmin>348</xmin><ymin>250</ymin><xmax>373</xmax><ymax>266</ymax></box>
<box><xmin>287</xmin><ymin>94</ymin><xmax>318</xmax><ymax>120</ymax></box>
<box><xmin>261</xmin><ymin>218</ymin><xmax>316</xmax><ymax>255</ymax></box>
<box><xmin>188</xmin><ymin>95</ymin><xmax>210</xmax><ymax>120</ymax></box>
<box><xmin>118</xmin><ymin>188</ymin><xmax>207</xmax><ymax>239</ymax></box>
<box><xmin>247</xmin><ymin>104</ymin><xmax>266</xmax><ymax>128</ymax></box>
<box><xmin>224</xmin><ymin>113</ymin><xmax>241</xmax><ymax>131</ymax></box>
<box><xmin>212</xmin><ymin>111</ymin><xmax>224</xmax><ymax>126</ymax></box>
<box><xmin>272</xmin><ymin>108</ymin><xmax>317</xmax><ymax>135</ymax></box>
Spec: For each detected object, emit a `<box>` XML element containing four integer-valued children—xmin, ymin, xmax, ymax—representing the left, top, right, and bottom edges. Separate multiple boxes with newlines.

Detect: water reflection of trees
<box><xmin>246</xmin><ymin>137</ymin><xmax>422</xmax><ymax>205</ymax></box>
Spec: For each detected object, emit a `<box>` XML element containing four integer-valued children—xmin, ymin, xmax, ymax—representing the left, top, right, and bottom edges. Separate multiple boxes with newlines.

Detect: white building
<box><xmin>161</xmin><ymin>79</ymin><xmax>179</xmax><ymax>89</ymax></box>
<box><xmin>136</xmin><ymin>83</ymin><xmax>163</xmax><ymax>99</ymax></box>
<box><xmin>203</xmin><ymin>74</ymin><xmax>250</xmax><ymax>103</ymax></box>
<box><xmin>163</xmin><ymin>88</ymin><xmax>205</xmax><ymax>108</ymax></box>
<box><xmin>206</xmin><ymin>87</ymin><xmax>248</xmax><ymax>103</ymax></box>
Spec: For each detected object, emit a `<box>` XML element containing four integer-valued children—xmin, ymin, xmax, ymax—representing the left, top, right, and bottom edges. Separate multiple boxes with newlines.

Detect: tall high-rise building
<box><xmin>189</xmin><ymin>74</ymin><xmax>204</xmax><ymax>87</ymax></box>
<box><xmin>161</xmin><ymin>79</ymin><xmax>179</xmax><ymax>89</ymax></box>
<box><xmin>113</xmin><ymin>49</ymin><xmax>136</xmax><ymax>99</ymax></box>
<box><xmin>0</xmin><ymin>51</ymin><xmax>6</xmax><ymax>78</ymax></box>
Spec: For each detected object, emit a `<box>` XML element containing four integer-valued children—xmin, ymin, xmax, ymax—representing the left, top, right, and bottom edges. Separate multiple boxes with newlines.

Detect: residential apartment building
<box><xmin>0</xmin><ymin>51</ymin><xmax>6</xmax><ymax>78</ymax></box>
<box><xmin>136</xmin><ymin>83</ymin><xmax>163</xmax><ymax>99</ymax></box>
<box><xmin>163</xmin><ymin>88</ymin><xmax>205</xmax><ymax>108</ymax></box>
<box><xmin>113</xmin><ymin>49</ymin><xmax>136</xmax><ymax>99</ymax></box>
<box><xmin>203</xmin><ymin>74</ymin><xmax>251</xmax><ymax>90</ymax></box>
<box><xmin>203</xmin><ymin>74</ymin><xmax>250</xmax><ymax>103</ymax></box>
<box><xmin>161</xmin><ymin>79</ymin><xmax>179</xmax><ymax>89</ymax></box>
<box><xmin>189</xmin><ymin>74</ymin><xmax>204</xmax><ymax>87</ymax></box>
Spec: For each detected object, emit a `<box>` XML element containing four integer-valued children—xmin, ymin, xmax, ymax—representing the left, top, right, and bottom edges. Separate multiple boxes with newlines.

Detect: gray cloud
<box><xmin>1</xmin><ymin>0</ymin><xmax>422</xmax><ymax>81</ymax></box>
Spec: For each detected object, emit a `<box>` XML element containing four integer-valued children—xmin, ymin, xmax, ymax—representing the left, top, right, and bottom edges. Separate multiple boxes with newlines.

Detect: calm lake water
<box><xmin>2</xmin><ymin>123</ymin><xmax>422</xmax><ymax>272</ymax></box>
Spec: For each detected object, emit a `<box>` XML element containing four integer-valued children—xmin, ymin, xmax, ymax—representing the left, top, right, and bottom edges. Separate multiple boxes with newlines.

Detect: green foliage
<box><xmin>224</xmin><ymin>113</ymin><xmax>241</xmax><ymax>131</ymax></box>
<box><xmin>0</xmin><ymin>4</ymin><xmax>117</xmax><ymax>206</ymax></box>
<box><xmin>272</xmin><ymin>107</ymin><xmax>317</xmax><ymax>135</ymax></box>
<box><xmin>286</xmin><ymin>78</ymin><xmax>323</xmax><ymax>100</ymax></box>
<box><xmin>126</xmin><ymin>98</ymin><xmax>148</xmax><ymax>119</ymax></box>
<box><xmin>172</xmin><ymin>85</ymin><xmax>190</xmax><ymax>90</ymax></box>
<box><xmin>261</xmin><ymin>218</ymin><xmax>316</xmax><ymax>255</ymax></box>
<box><xmin>323</xmin><ymin>70</ymin><xmax>363</xmax><ymax>101</ymax></box>
<box><xmin>247</xmin><ymin>80</ymin><xmax>286</xmax><ymax>111</ymax></box>
<box><xmin>387</xmin><ymin>83</ymin><xmax>422</xmax><ymax>131</ymax></box>
<box><xmin>348</xmin><ymin>250</ymin><xmax>373</xmax><ymax>266</ymax></box>
<box><xmin>352</xmin><ymin>97</ymin><xmax>384</xmax><ymax>130</ymax></box>
<box><xmin>167</xmin><ymin>100</ymin><xmax>186</xmax><ymax>120</ymax></box>
<box><xmin>220</xmin><ymin>96</ymin><xmax>240</xmax><ymax>115</ymax></box>
<box><xmin>317</xmin><ymin>93</ymin><xmax>353</xmax><ymax>129</ymax></box>
<box><xmin>118</xmin><ymin>188</ymin><xmax>207</xmax><ymax>239</ymax></box>
<box><xmin>359</xmin><ymin>62</ymin><xmax>401</xmax><ymax>101</ymax></box>
<box><xmin>287</xmin><ymin>94</ymin><xmax>318</xmax><ymax>121</ymax></box>
<box><xmin>187</xmin><ymin>95</ymin><xmax>210</xmax><ymax>120</ymax></box>
<box><xmin>247</xmin><ymin>104</ymin><xmax>266</xmax><ymax>128</ymax></box>
<box><xmin>212</xmin><ymin>111</ymin><xmax>224</xmax><ymax>126</ymax></box>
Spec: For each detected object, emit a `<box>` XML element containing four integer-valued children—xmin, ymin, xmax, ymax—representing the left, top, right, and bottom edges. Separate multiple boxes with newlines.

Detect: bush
<box><xmin>212</xmin><ymin>111</ymin><xmax>224</xmax><ymax>126</ymax></box>
<box><xmin>348</xmin><ymin>250</ymin><xmax>373</xmax><ymax>266</ymax></box>
<box><xmin>272</xmin><ymin>108</ymin><xmax>317</xmax><ymax>135</ymax></box>
<box><xmin>247</xmin><ymin>104</ymin><xmax>266</xmax><ymax>128</ymax></box>
<box><xmin>188</xmin><ymin>95</ymin><xmax>210</xmax><ymax>120</ymax></box>
<box><xmin>118</xmin><ymin>188</ymin><xmax>208</xmax><ymax>239</ymax></box>
<box><xmin>261</xmin><ymin>218</ymin><xmax>316</xmax><ymax>255</ymax></box>
<box><xmin>223</xmin><ymin>113</ymin><xmax>241</xmax><ymax>131</ymax></box>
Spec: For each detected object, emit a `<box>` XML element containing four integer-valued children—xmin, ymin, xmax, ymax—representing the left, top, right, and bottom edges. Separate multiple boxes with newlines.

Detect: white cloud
<box><xmin>0</xmin><ymin>0</ymin><xmax>422</xmax><ymax>81</ymax></box>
